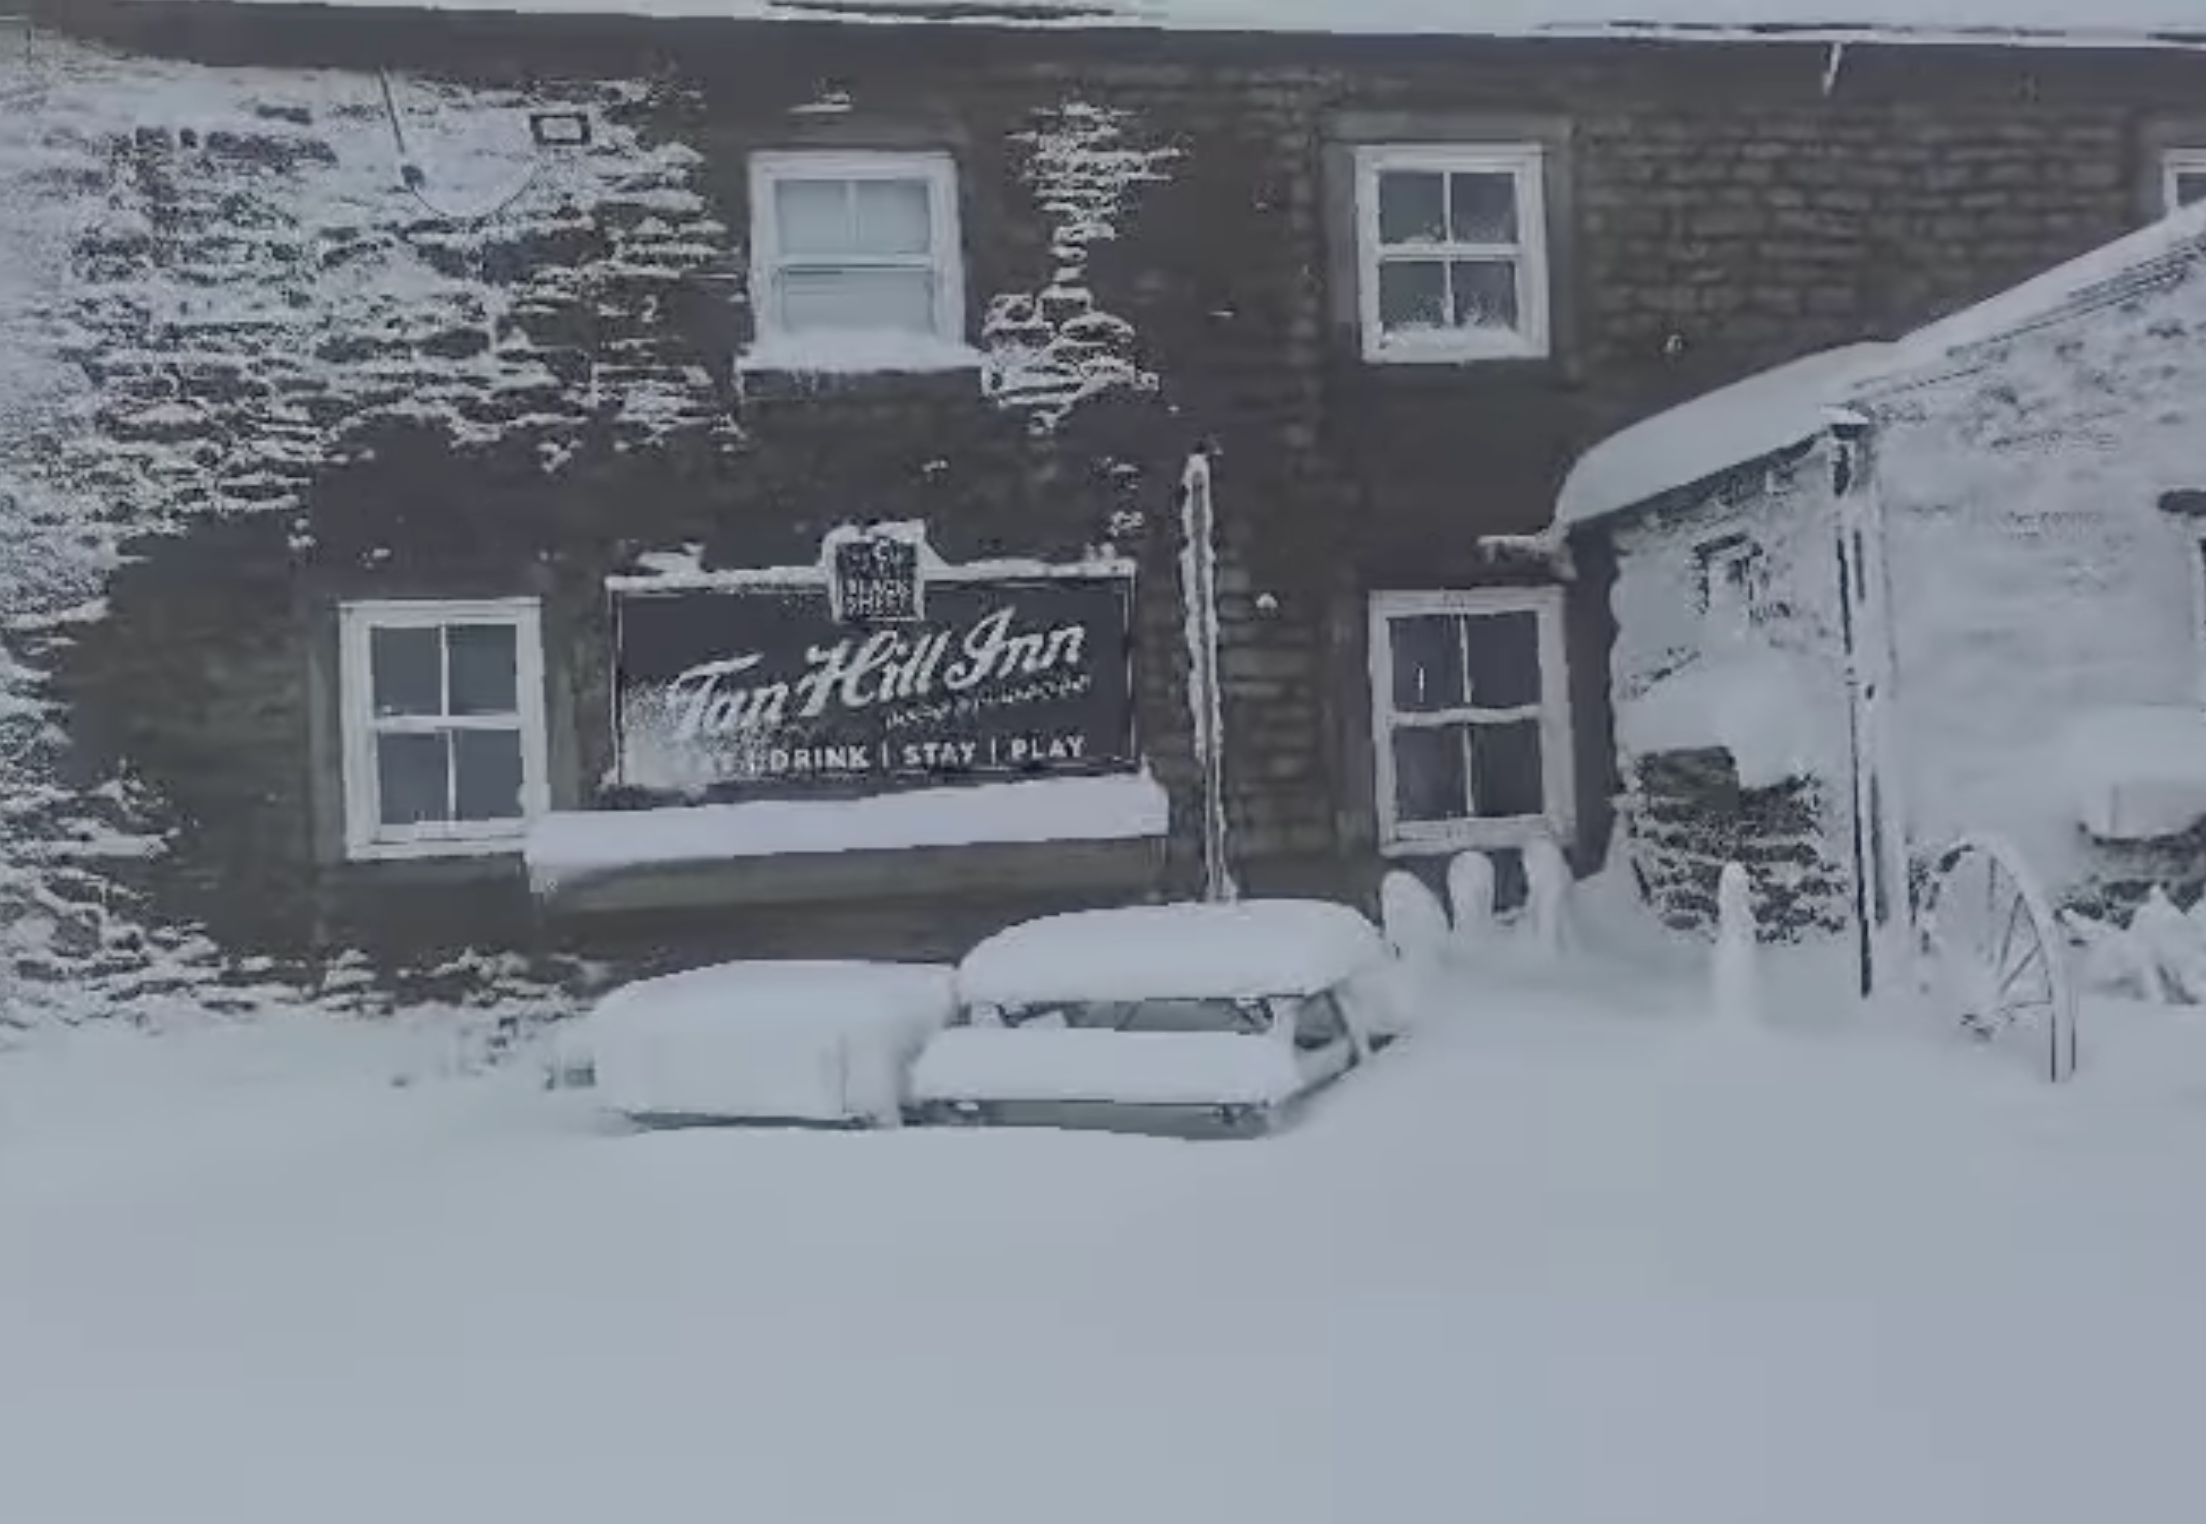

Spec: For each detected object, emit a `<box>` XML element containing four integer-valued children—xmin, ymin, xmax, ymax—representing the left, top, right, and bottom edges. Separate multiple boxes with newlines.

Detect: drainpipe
<box><xmin>1179</xmin><ymin>449</ymin><xmax>1235</xmax><ymax>903</ymax></box>
<box><xmin>1827</xmin><ymin>406</ymin><xmax>1910</xmax><ymax>999</ymax></box>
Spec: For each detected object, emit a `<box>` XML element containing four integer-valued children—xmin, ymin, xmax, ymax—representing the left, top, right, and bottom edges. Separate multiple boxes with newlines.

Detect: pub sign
<box><xmin>614</xmin><ymin>568</ymin><xmax>1137</xmax><ymax>797</ymax></box>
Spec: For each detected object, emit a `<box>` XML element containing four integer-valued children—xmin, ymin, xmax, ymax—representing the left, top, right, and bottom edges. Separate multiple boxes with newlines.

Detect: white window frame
<box><xmin>2162</xmin><ymin>148</ymin><xmax>2206</xmax><ymax>216</ymax></box>
<box><xmin>337</xmin><ymin>597</ymin><xmax>550</xmax><ymax>862</ymax></box>
<box><xmin>746</xmin><ymin>149</ymin><xmax>966</xmax><ymax>351</ymax></box>
<box><xmin>1353</xmin><ymin>144</ymin><xmax>1551</xmax><ymax>365</ymax></box>
<box><xmin>1367</xmin><ymin>588</ymin><xmax>1575</xmax><ymax>856</ymax></box>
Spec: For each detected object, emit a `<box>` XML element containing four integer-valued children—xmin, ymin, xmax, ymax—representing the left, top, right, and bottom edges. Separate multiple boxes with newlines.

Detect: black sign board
<box><xmin>831</xmin><ymin>535</ymin><xmax>923</xmax><ymax>625</ymax></box>
<box><xmin>613</xmin><ymin>574</ymin><xmax>1136</xmax><ymax>799</ymax></box>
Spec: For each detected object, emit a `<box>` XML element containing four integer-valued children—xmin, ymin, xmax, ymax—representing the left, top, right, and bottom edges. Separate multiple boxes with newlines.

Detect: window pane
<box><xmin>1450</xmin><ymin>260</ymin><xmax>1521</xmax><ymax>332</ymax></box>
<box><xmin>446</xmin><ymin>623</ymin><xmax>518</xmax><ymax>716</ymax></box>
<box><xmin>369</xmin><ymin>626</ymin><xmax>441</xmax><ymax>717</ymax></box>
<box><xmin>778</xmin><ymin>267</ymin><xmax>937</xmax><ymax>334</ymax></box>
<box><xmin>1377</xmin><ymin>259</ymin><xmax>1448</xmax><ymax>333</ymax></box>
<box><xmin>1376</xmin><ymin>170</ymin><xmax>1447</xmax><ymax>246</ymax></box>
<box><xmin>1392</xmin><ymin>725</ymin><xmax>1469</xmax><ymax>824</ymax></box>
<box><xmin>1389</xmin><ymin>615</ymin><xmax>1467</xmax><ymax>713</ymax></box>
<box><xmin>1448</xmin><ymin>171</ymin><xmax>1521</xmax><ymax>243</ymax></box>
<box><xmin>376</xmin><ymin>731</ymin><xmax>450</xmax><ymax>826</ymax></box>
<box><xmin>1469</xmin><ymin>721</ymin><xmax>1545</xmax><ymax>819</ymax></box>
<box><xmin>453</xmin><ymin>728</ymin><xmax>525</xmax><ymax>822</ymax></box>
<box><xmin>1463</xmin><ymin>610</ymin><xmax>1541</xmax><ymax>709</ymax></box>
<box><xmin>851</xmin><ymin>178</ymin><xmax>933</xmax><ymax>256</ymax></box>
<box><xmin>773</xmin><ymin>178</ymin><xmax>852</xmax><ymax>257</ymax></box>
<box><xmin>2177</xmin><ymin>170</ymin><xmax>2206</xmax><ymax>209</ymax></box>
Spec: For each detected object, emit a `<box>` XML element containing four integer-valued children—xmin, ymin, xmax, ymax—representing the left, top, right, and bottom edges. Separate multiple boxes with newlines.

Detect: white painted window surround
<box><xmin>1367</xmin><ymin>588</ymin><xmax>1574</xmax><ymax>855</ymax></box>
<box><xmin>745</xmin><ymin>149</ymin><xmax>968</xmax><ymax>363</ymax></box>
<box><xmin>337</xmin><ymin>598</ymin><xmax>550</xmax><ymax>861</ymax></box>
<box><xmin>1353</xmin><ymin>144</ymin><xmax>1550</xmax><ymax>364</ymax></box>
<box><xmin>2164</xmin><ymin>148</ymin><xmax>2206</xmax><ymax>216</ymax></box>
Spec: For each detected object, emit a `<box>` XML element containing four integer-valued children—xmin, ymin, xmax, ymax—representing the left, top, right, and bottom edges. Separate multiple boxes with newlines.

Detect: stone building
<box><xmin>1560</xmin><ymin>199</ymin><xmax>2206</xmax><ymax>972</ymax></box>
<box><xmin>6</xmin><ymin>0</ymin><xmax>2206</xmax><ymax>1008</ymax></box>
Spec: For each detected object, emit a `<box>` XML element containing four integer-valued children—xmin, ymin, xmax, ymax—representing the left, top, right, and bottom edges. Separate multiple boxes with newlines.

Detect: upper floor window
<box><xmin>1354</xmin><ymin>144</ymin><xmax>1550</xmax><ymax>364</ymax></box>
<box><xmin>1696</xmin><ymin>533</ymin><xmax>1765</xmax><ymax>640</ymax></box>
<box><xmin>338</xmin><ymin>598</ymin><xmax>549</xmax><ymax>860</ymax></box>
<box><xmin>746</xmin><ymin>150</ymin><xmax>967</xmax><ymax>362</ymax></box>
<box><xmin>2164</xmin><ymin>148</ymin><xmax>2206</xmax><ymax>215</ymax></box>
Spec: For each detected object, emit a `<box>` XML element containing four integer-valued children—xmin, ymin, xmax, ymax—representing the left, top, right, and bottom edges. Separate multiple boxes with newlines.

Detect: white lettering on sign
<box><xmin>667</xmin><ymin>604</ymin><xmax>1090</xmax><ymax>741</ymax></box>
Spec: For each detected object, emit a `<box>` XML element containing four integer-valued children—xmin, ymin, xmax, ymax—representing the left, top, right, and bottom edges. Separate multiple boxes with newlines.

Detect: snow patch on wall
<box><xmin>0</xmin><ymin>34</ymin><xmax>732</xmax><ymax>1024</ymax></box>
<box><xmin>1875</xmin><ymin>260</ymin><xmax>2206</xmax><ymax>903</ymax></box>
<box><xmin>983</xmin><ymin>100</ymin><xmax>1176</xmax><ymax>433</ymax></box>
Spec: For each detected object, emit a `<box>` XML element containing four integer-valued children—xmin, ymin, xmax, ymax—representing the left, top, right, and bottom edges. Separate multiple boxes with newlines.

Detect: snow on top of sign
<box><xmin>174</xmin><ymin>1</ymin><xmax>2206</xmax><ymax>46</ymax></box>
<box><xmin>908</xmin><ymin>1025</ymin><xmax>1308</xmax><ymax>1106</ymax></box>
<box><xmin>524</xmin><ymin>770</ymin><xmax>1169</xmax><ymax>892</ymax></box>
<box><xmin>1555</xmin><ymin>344</ymin><xmax>1889</xmax><ymax>529</ymax></box>
<box><xmin>955</xmin><ymin>899</ymin><xmax>1387</xmax><ymax>1008</ymax></box>
<box><xmin>1560</xmin><ymin>197</ymin><xmax>2206</xmax><ymax>530</ymax></box>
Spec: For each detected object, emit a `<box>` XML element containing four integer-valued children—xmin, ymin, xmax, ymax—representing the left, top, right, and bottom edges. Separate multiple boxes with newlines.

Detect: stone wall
<box><xmin>15</xmin><ymin>4</ymin><xmax>2206</xmax><ymax>1001</ymax></box>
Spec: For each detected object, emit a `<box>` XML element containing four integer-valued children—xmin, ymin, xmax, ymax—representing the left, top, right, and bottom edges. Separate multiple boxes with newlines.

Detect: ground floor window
<box><xmin>1367</xmin><ymin>588</ymin><xmax>1573</xmax><ymax>854</ymax></box>
<box><xmin>337</xmin><ymin>598</ymin><xmax>549</xmax><ymax>860</ymax></box>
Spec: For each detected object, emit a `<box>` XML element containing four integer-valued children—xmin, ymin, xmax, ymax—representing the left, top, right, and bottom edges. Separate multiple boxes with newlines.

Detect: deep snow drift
<box><xmin>3</xmin><ymin>954</ymin><xmax>2204</xmax><ymax>1524</ymax></box>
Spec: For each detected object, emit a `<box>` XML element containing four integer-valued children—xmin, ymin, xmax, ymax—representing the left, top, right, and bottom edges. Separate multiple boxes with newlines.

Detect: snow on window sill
<box><xmin>736</xmin><ymin>332</ymin><xmax>985</xmax><ymax>377</ymax></box>
<box><xmin>1379</xmin><ymin>817</ymin><xmax>1563</xmax><ymax>857</ymax></box>
<box><xmin>346</xmin><ymin>830</ymin><xmax>528</xmax><ymax>864</ymax></box>
<box><xmin>1362</xmin><ymin>327</ymin><xmax>1548</xmax><ymax>366</ymax></box>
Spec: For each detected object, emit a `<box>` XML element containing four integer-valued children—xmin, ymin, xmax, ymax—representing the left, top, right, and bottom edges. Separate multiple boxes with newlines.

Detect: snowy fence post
<box><xmin>1714</xmin><ymin>862</ymin><xmax>1760</xmax><ymax>1028</ymax></box>
<box><xmin>1180</xmin><ymin>448</ymin><xmax>1235</xmax><ymax>903</ymax></box>
<box><xmin>1522</xmin><ymin>836</ymin><xmax>1571</xmax><ymax>961</ymax></box>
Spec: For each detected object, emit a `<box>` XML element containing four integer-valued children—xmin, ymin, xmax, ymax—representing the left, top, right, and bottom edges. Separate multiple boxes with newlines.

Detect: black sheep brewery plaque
<box><xmin>613</xmin><ymin>567</ymin><xmax>1137</xmax><ymax>799</ymax></box>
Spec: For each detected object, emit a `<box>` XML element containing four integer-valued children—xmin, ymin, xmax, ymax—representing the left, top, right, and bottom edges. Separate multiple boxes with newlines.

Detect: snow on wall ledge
<box><xmin>524</xmin><ymin>771</ymin><xmax>1172</xmax><ymax>895</ymax></box>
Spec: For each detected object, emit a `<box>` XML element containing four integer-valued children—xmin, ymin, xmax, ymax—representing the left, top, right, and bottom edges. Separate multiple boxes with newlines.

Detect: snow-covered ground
<box><xmin>4</xmin><ymin>957</ymin><xmax>2205</xmax><ymax>1524</ymax></box>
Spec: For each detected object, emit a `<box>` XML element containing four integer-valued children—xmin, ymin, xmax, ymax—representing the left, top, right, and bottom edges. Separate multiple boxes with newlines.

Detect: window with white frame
<box><xmin>337</xmin><ymin>599</ymin><xmax>549</xmax><ymax>859</ymax></box>
<box><xmin>747</xmin><ymin>149</ymin><xmax>966</xmax><ymax>351</ymax></box>
<box><xmin>2164</xmin><ymin>149</ymin><xmax>2206</xmax><ymax>215</ymax></box>
<box><xmin>1368</xmin><ymin>589</ymin><xmax>1574</xmax><ymax>853</ymax></box>
<box><xmin>1354</xmin><ymin>144</ymin><xmax>1550</xmax><ymax>363</ymax></box>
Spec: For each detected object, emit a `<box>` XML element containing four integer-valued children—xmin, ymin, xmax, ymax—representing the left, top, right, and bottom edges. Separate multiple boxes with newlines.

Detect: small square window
<box><xmin>2165</xmin><ymin>149</ymin><xmax>2206</xmax><ymax>215</ymax></box>
<box><xmin>746</xmin><ymin>150</ymin><xmax>966</xmax><ymax>360</ymax></box>
<box><xmin>1355</xmin><ymin>145</ymin><xmax>1550</xmax><ymax>364</ymax></box>
<box><xmin>338</xmin><ymin>599</ymin><xmax>549</xmax><ymax>860</ymax></box>
<box><xmin>1697</xmin><ymin>535</ymin><xmax>1765</xmax><ymax>639</ymax></box>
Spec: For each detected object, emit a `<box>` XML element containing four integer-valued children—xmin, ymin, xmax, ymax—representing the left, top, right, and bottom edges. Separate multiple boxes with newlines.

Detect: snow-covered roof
<box><xmin>143</xmin><ymin>1</ymin><xmax>2206</xmax><ymax>47</ymax></box>
<box><xmin>1555</xmin><ymin>344</ymin><xmax>1889</xmax><ymax>529</ymax></box>
<box><xmin>955</xmin><ymin>899</ymin><xmax>1387</xmax><ymax>1008</ymax></box>
<box><xmin>1558</xmin><ymin>197</ymin><xmax>2206</xmax><ymax>530</ymax></box>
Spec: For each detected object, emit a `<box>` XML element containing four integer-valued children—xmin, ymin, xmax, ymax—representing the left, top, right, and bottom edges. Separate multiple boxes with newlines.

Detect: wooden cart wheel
<box><xmin>1915</xmin><ymin>834</ymin><xmax>2078</xmax><ymax>1083</ymax></box>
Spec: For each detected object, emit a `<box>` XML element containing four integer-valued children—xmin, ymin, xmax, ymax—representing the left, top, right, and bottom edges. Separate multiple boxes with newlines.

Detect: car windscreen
<box><xmin>998</xmin><ymin>998</ymin><xmax>1272</xmax><ymax>1036</ymax></box>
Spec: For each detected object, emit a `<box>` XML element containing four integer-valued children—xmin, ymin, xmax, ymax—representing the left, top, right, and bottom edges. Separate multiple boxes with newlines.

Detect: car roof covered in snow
<box><xmin>1556</xmin><ymin>197</ymin><xmax>2206</xmax><ymax>531</ymax></box>
<box><xmin>956</xmin><ymin>899</ymin><xmax>1387</xmax><ymax>1008</ymax></box>
<box><xmin>139</xmin><ymin>1</ymin><xmax>2206</xmax><ymax>47</ymax></box>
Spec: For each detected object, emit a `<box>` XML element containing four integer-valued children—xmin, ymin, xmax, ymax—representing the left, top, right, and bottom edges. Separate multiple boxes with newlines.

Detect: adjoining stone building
<box><xmin>7</xmin><ymin>0</ymin><xmax>2206</xmax><ymax>1008</ymax></box>
<box><xmin>1561</xmin><ymin>199</ymin><xmax>2206</xmax><ymax>975</ymax></box>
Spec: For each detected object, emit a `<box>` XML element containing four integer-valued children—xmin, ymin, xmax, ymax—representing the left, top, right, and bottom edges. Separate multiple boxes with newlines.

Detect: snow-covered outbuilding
<box><xmin>1560</xmin><ymin>197</ymin><xmax>2206</xmax><ymax>971</ymax></box>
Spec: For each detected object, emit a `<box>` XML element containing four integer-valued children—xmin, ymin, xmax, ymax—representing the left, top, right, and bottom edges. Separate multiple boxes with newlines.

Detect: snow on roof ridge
<box><xmin>93</xmin><ymin>2</ymin><xmax>2206</xmax><ymax>48</ymax></box>
<box><xmin>1557</xmin><ymin>199</ymin><xmax>2206</xmax><ymax>529</ymax></box>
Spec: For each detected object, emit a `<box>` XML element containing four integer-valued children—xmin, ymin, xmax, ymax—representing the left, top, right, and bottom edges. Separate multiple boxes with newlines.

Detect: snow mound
<box><xmin>955</xmin><ymin>899</ymin><xmax>1387</xmax><ymax>1008</ymax></box>
<box><xmin>584</xmin><ymin>960</ymin><xmax>956</xmax><ymax>1124</ymax></box>
<box><xmin>2062</xmin><ymin>705</ymin><xmax>2206</xmax><ymax>842</ymax></box>
<box><xmin>1621</xmin><ymin>644</ymin><xmax>1834</xmax><ymax>788</ymax></box>
<box><xmin>909</xmin><ymin>1026</ymin><xmax>1302</xmax><ymax>1106</ymax></box>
